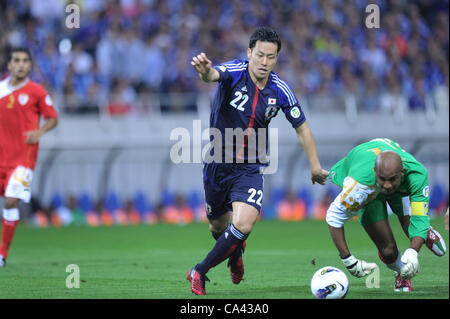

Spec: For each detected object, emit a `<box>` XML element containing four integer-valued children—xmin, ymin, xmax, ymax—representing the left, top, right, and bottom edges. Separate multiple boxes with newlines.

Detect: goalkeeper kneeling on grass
<box><xmin>325</xmin><ymin>138</ymin><xmax>446</xmax><ymax>292</ymax></box>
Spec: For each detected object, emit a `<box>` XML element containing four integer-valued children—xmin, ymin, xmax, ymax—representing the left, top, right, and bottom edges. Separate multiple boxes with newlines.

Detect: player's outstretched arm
<box><xmin>295</xmin><ymin>122</ymin><xmax>328</xmax><ymax>185</ymax></box>
<box><xmin>328</xmin><ymin>225</ymin><xmax>351</xmax><ymax>258</ymax></box>
<box><xmin>191</xmin><ymin>52</ymin><xmax>220</xmax><ymax>83</ymax></box>
<box><xmin>329</xmin><ymin>225</ymin><xmax>377</xmax><ymax>277</ymax></box>
<box><xmin>327</xmin><ymin>191</ymin><xmax>377</xmax><ymax>278</ymax></box>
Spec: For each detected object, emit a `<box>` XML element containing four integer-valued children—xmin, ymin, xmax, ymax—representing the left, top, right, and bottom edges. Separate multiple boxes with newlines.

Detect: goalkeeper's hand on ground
<box><xmin>400</xmin><ymin>248</ymin><xmax>419</xmax><ymax>279</ymax></box>
<box><xmin>341</xmin><ymin>254</ymin><xmax>377</xmax><ymax>278</ymax></box>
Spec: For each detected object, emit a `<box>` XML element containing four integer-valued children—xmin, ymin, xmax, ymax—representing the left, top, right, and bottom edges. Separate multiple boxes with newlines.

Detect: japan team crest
<box><xmin>18</xmin><ymin>93</ymin><xmax>29</xmax><ymax>106</ymax></box>
<box><xmin>265</xmin><ymin>105</ymin><xmax>279</xmax><ymax>123</ymax></box>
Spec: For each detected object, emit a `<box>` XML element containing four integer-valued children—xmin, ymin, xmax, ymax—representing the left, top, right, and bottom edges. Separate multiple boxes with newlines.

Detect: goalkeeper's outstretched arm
<box><xmin>328</xmin><ymin>225</ymin><xmax>351</xmax><ymax>258</ymax></box>
<box><xmin>326</xmin><ymin>197</ymin><xmax>377</xmax><ymax>278</ymax></box>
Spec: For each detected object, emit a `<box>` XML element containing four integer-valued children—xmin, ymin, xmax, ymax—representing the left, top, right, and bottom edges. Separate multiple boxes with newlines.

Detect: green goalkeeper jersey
<box><xmin>329</xmin><ymin>138</ymin><xmax>430</xmax><ymax>239</ymax></box>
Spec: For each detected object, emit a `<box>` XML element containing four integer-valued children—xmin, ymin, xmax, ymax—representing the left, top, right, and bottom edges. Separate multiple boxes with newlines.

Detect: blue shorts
<box><xmin>203</xmin><ymin>163</ymin><xmax>264</xmax><ymax>220</ymax></box>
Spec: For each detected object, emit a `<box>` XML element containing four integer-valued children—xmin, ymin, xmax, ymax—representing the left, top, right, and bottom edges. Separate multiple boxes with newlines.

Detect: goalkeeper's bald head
<box><xmin>375</xmin><ymin>151</ymin><xmax>403</xmax><ymax>176</ymax></box>
<box><xmin>374</xmin><ymin>151</ymin><xmax>404</xmax><ymax>195</ymax></box>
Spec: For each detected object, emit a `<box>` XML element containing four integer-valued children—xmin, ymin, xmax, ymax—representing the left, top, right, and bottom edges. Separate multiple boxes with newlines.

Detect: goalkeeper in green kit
<box><xmin>326</xmin><ymin>138</ymin><xmax>446</xmax><ymax>292</ymax></box>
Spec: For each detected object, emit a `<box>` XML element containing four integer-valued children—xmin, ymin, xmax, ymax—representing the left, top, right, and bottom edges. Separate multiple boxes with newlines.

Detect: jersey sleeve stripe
<box><xmin>226</xmin><ymin>67</ymin><xmax>247</xmax><ymax>72</ymax></box>
<box><xmin>280</xmin><ymin>81</ymin><xmax>297</xmax><ymax>104</ymax></box>
<box><xmin>222</xmin><ymin>62</ymin><xmax>247</xmax><ymax>69</ymax></box>
<box><xmin>272</xmin><ymin>74</ymin><xmax>297</xmax><ymax>106</ymax></box>
<box><xmin>223</xmin><ymin>62</ymin><xmax>245</xmax><ymax>67</ymax></box>
<box><xmin>224</xmin><ymin>65</ymin><xmax>245</xmax><ymax>70</ymax></box>
<box><xmin>274</xmin><ymin>79</ymin><xmax>296</xmax><ymax>106</ymax></box>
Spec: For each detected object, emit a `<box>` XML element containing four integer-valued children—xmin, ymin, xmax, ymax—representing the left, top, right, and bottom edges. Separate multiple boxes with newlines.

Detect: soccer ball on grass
<box><xmin>311</xmin><ymin>266</ymin><xmax>349</xmax><ymax>299</ymax></box>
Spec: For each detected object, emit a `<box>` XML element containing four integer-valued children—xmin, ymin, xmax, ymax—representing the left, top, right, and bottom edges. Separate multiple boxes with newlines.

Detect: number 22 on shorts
<box><xmin>247</xmin><ymin>188</ymin><xmax>263</xmax><ymax>206</ymax></box>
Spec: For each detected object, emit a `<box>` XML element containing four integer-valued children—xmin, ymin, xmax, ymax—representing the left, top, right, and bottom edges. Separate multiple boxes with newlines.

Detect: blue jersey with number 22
<box><xmin>206</xmin><ymin>59</ymin><xmax>306</xmax><ymax>164</ymax></box>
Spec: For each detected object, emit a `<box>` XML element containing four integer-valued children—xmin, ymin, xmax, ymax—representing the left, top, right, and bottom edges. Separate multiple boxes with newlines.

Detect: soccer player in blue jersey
<box><xmin>187</xmin><ymin>26</ymin><xmax>329</xmax><ymax>295</ymax></box>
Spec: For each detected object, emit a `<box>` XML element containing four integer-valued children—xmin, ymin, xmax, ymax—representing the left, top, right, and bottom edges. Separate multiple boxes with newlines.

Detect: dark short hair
<box><xmin>8</xmin><ymin>47</ymin><xmax>32</xmax><ymax>62</ymax></box>
<box><xmin>249</xmin><ymin>26</ymin><xmax>281</xmax><ymax>53</ymax></box>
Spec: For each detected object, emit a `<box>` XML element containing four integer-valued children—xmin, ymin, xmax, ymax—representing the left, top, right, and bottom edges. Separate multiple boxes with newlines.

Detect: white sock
<box><xmin>3</xmin><ymin>208</ymin><xmax>20</xmax><ymax>221</ymax></box>
<box><xmin>386</xmin><ymin>250</ymin><xmax>404</xmax><ymax>273</ymax></box>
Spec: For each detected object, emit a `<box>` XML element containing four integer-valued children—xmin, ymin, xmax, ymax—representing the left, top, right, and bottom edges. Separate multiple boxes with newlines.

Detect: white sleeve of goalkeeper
<box><xmin>325</xmin><ymin>199</ymin><xmax>355</xmax><ymax>228</ymax></box>
<box><xmin>326</xmin><ymin>176</ymin><xmax>377</xmax><ymax>228</ymax></box>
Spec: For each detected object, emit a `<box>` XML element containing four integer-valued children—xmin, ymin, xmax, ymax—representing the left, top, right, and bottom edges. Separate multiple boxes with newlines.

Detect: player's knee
<box><xmin>209</xmin><ymin>221</ymin><xmax>227</xmax><ymax>235</ymax></box>
<box><xmin>209</xmin><ymin>225</ymin><xmax>226</xmax><ymax>239</ymax></box>
<box><xmin>232</xmin><ymin>222</ymin><xmax>252</xmax><ymax>235</ymax></box>
<box><xmin>3</xmin><ymin>197</ymin><xmax>19</xmax><ymax>210</ymax></box>
<box><xmin>379</xmin><ymin>244</ymin><xmax>398</xmax><ymax>263</ymax></box>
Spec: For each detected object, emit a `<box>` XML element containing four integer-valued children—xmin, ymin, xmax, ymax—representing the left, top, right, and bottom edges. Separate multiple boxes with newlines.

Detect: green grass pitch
<box><xmin>0</xmin><ymin>217</ymin><xmax>448</xmax><ymax>299</ymax></box>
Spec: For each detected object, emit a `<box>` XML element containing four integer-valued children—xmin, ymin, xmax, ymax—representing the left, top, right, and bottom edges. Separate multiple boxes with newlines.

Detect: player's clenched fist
<box><xmin>311</xmin><ymin>168</ymin><xmax>329</xmax><ymax>185</ymax></box>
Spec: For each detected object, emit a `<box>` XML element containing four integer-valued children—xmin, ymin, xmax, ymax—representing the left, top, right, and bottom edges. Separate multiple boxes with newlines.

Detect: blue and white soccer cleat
<box><xmin>0</xmin><ymin>254</ymin><xmax>5</xmax><ymax>267</ymax></box>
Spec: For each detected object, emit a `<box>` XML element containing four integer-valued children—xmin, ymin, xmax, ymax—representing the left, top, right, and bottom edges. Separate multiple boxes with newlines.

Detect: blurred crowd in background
<box><xmin>0</xmin><ymin>0</ymin><xmax>449</xmax><ymax>226</ymax></box>
<box><xmin>25</xmin><ymin>182</ymin><xmax>448</xmax><ymax>227</ymax></box>
<box><xmin>0</xmin><ymin>0</ymin><xmax>448</xmax><ymax>115</ymax></box>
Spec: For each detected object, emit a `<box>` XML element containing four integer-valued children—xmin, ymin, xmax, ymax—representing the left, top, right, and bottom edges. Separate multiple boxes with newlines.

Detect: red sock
<box><xmin>0</xmin><ymin>219</ymin><xmax>19</xmax><ymax>259</ymax></box>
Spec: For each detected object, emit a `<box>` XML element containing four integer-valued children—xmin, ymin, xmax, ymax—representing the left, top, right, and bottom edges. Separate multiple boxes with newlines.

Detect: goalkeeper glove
<box><xmin>400</xmin><ymin>248</ymin><xmax>419</xmax><ymax>279</ymax></box>
<box><xmin>341</xmin><ymin>254</ymin><xmax>377</xmax><ymax>278</ymax></box>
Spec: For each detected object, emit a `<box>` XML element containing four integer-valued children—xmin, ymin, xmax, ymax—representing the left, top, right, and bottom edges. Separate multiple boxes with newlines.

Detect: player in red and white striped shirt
<box><xmin>0</xmin><ymin>48</ymin><xmax>58</xmax><ymax>267</ymax></box>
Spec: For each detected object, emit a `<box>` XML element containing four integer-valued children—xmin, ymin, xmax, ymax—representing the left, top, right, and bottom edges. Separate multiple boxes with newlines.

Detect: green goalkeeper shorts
<box><xmin>359</xmin><ymin>194</ymin><xmax>408</xmax><ymax>226</ymax></box>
